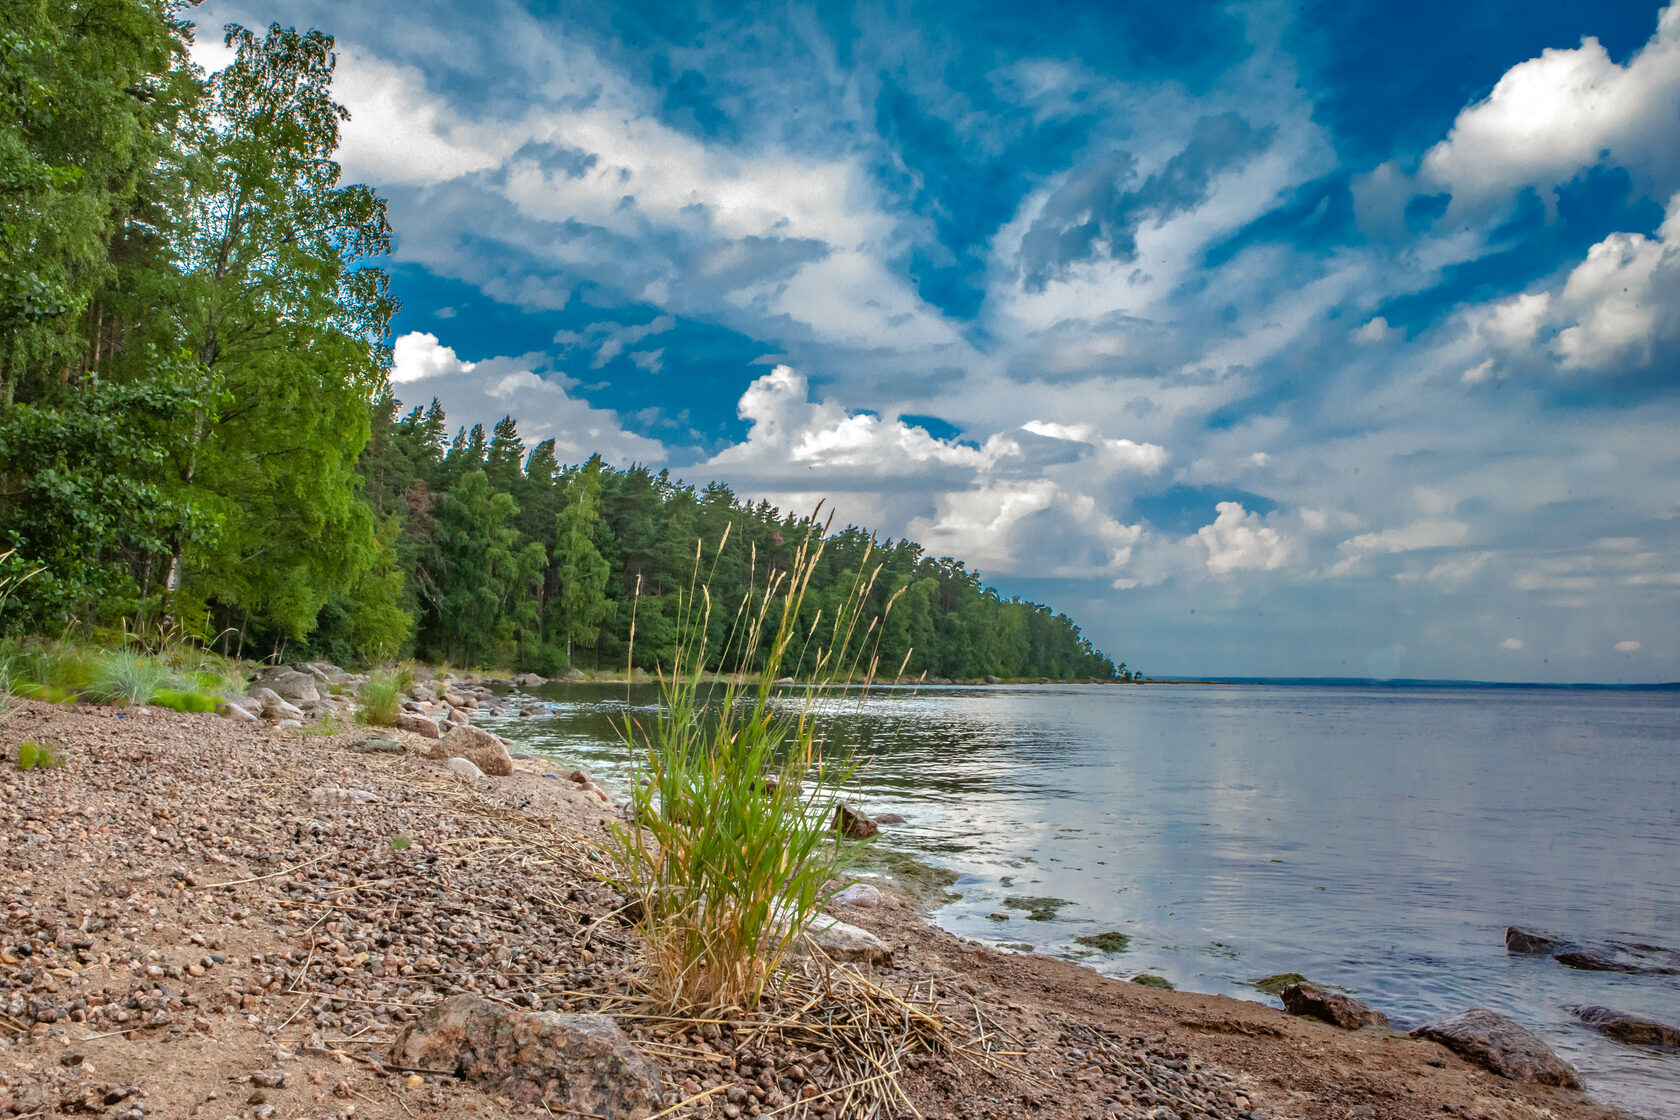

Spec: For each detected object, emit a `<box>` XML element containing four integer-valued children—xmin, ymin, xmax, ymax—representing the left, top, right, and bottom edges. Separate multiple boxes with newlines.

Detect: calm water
<box><xmin>486</xmin><ymin>682</ymin><xmax>1680</xmax><ymax>1119</ymax></box>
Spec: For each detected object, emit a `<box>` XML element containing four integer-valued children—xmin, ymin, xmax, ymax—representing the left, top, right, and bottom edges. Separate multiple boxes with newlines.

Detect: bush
<box><xmin>148</xmin><ymin>688</ymin><xmax>219</xmax><ymax>713</ymax></box>
<box><xmin>357</xmin><ymin>670</ymin><xmax>403</xmax><ymax>726</ymax></box>
<box><xmin>603</xmin><ymin>522</ymin><xmax>898</xmax><ymax>1012</ymax></box>
<box><xmin>85</xmin><ymin>650</ymin><xmax>175</xmax><ymax>705</ymax></box>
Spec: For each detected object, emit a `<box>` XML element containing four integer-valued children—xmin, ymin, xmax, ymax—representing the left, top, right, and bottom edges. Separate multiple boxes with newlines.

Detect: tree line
<box><xmin>0</xmin><ymin>2</ymin><xmax>1129</xmax><ymax>681</ymax></box>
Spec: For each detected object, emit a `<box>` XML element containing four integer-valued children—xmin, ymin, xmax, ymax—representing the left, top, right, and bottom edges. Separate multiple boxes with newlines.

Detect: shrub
<box><xmin>602</xmin><ymin>521</ymin><xmax>902</xmax><ymax>1012</ymax></box>
<box><xmin>85</xmin><ymin>650</ymin><xmax>174</xmax><ymax>705</ymax></box>
<box><xmin>357</xmin><ymin>670</ymin><xmax>403</xmax><ymax>726</ymax></box>
<box><xmin>148</xmin><ymin>688</ymin><xmax>219</xmax><ymax>713</ymax></box>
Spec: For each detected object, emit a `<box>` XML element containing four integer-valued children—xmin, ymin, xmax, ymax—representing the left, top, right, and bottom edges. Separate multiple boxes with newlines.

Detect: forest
<box><xmin>0</xmin><ymin>1</ymin><xmax>1127</xmax><ymax>682</ymax></box>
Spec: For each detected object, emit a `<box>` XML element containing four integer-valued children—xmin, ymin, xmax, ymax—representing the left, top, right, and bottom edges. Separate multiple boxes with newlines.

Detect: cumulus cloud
<box><xmin>388</xmin><ymin>331</ymin><xmax>663</xmax><ymax>464</ymax></box>
<box><xmin>1421</xmin><ymin>5</ymin><xmax>1680</xmax><ymax>204</ymax></box>
<box><xmin>1196</xmin><ymin>502</ymin><xmax>1292</xmax><ymax>574</ymax></box>
<box><xmin>1464</xmin><ymin>194</ymin><xmax>1680</xmax><ymax>378</ymax></box>
<box><xmin>1614</xmin><ymin>639</ymin><xmax>1642</xmax><ymax>651</ymax></box>
<box><xmin>1501</xmin><ymin>638</ymin><xmax>1525</xmax><ymax>650</ymax></box>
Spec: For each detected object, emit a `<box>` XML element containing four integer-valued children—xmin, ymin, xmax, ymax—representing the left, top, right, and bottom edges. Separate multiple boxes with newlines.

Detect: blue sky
<box><xmin>191</xmin><ymin>0</ymin><xmax>1680</xmax><ymax>682</ymax></box>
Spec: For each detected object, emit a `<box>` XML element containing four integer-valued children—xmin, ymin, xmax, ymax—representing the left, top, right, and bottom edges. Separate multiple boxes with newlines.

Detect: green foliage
<box><xmin>356</xmin><ymin>669</ymin><xmax>403</xmax><ymax>727</ymax></box>
<box><xmin>85</xmin><ymin>649</ymin><xmax>172</xmax><ymax>705</ymax></box>
<box><xmin>14</xmin><ymin>739</ymin><xmax>61</xmax><ymax>769</ymax></box>
<box><xmin>389</xmin><ymin>835</ymin><xmax>409</xmax><ymax>852</ymax></box>
<box><xmin>603</xmin><ymin>524</ymin><xmax>889</xmax><ymax>1012</ymax></box>
<box><xmin>147</xmin><ymin>687</ymin><xmax>217</xmax><ymax>713</ymax></box>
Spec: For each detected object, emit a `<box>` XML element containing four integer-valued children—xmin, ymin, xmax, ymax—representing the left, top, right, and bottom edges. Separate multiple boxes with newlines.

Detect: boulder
<box><xmin>516</xmin><ymin>673</ymin><xmax>546</xmax><ymax>688</ymax></box>
<box><xmin>1411</xmin><ymin>1009</ymin><xmax>1579</xmax><ymax>1086</ymax></box>
<box><xmin>443</xmin><ymin>690</ymin><xmax>477</xmax><ymax>709</ymax></box>
<box><xmin>391</xmin><ymin>994</ymin><xmax>661</xmax><ymax>1117</ymax></box>
<box><xmin>1553</xmin><ymin>941</ymin><xmax>1680</xmax><ymax>975</ymax></box>
<box><xmin>565</xmin><ymin>668</ymin><xmax>585</xmax><ymax>680</ymax></box>
<box><xmin>273</xmin><ymin>719</ymin><xmax>303</xmax><ymax>732</ymax></box>
<box><xmin>263</xmin><ymin>699</ymin><xmax>305</xmax><ymax>721</ymax></box>
<box><xmin>806</xmin><ymin>917</ymin><xmax>892</xmax><ymax>965</ymax></box>
<box><xmin>1568</xmin><ymin>1006</ymin><xmax>1680</xmax><ymax>1050</ymax></box>
<box><xmin>445</xmin><ymin>757</ymin><xmax>485</xmax><ymax>781</ymax></box>
<box><xmin>1280</xmin><ymin>983</ymin><xmax>1388</xmax><ymax>1030</ymax></box>
<box><xmin>873</xmin><ymin>812</ymin><xmax>907</xmax><ymax>825</ymax></box>
<box><xmin>251</xmin><ymin>668</ymin><xmax>319</xmax><ymax>704</ymax></box>
<box><xmin>428</xmin><ymin>724</ymin><xmax>514</xmax><ymax>776</ymax></box>
<box><xmin>1504</xmin><ymin>927</ymin><xmax>1563</xmax><ymax>955</ymax></box>
<box><xmin>832</xmin><ymin>883</ymin><xmax>886</xmax><ymax>908</ymax></box>
<box><xmin>218</xmin><ymin>702</ymin><xmax>259</xmax><ymax>724</ymax></box>
<box><xmin>983</xmin><ymin>675</ymin><xmax>1002</xmax><ymax>685</ymax></box>
<box><xmin>1505</xmin><ymin>926</ymin><xmax>1680</xmax><ymax>974</ymax></box>
<box><xmin>833</xmin><ymin>803</ymin><xmax>879</xmax><ymax>840</ymax></box>
<box><xmin>394</xmin><ymin>712</ymin><xmax>442</xmax><ymax>739</ymax></box>
<box><xmin>351</xmin><ymin>735</ymin><xmax>404</xmax><ymax>754</ymax></box>
<box><xmin>247</xmin><ymin>686</ymin><xmax>283</xmax><ymax>705</ymax></box>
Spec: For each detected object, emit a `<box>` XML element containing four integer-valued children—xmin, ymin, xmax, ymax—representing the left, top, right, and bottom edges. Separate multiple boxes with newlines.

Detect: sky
<box><xmin>188</xmin><ymin>0</ymin><xmax>1680</xmax><ymax>683</ymax></box>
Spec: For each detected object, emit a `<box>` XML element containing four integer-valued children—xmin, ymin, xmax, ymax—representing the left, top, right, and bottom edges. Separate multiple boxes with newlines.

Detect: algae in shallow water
<box><xmin>1075</xmin><ymin>931</ymin><xmax>1131</xmax><ymax>953</ymax></box>
<box><xmin>1002</xmin><ymin>896</ymin><xmax>1070</xmax><ymax>921</ymax></box>
<box><xmin>1130</xmin><ymin>974</ymin><xmax>1175</xmax><ymax>990</ymax></box>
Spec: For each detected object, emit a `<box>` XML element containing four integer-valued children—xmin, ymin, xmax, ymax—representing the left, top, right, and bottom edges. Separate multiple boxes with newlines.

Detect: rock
<box><xmin>1505</xmin><ymin>926</ymin><xmax>1680</xmax><ymax>974</ymax></box>
<box><xmin>516</xmin><ymin>673</ymin><xmax>545</xmax><ymax>688</ymax></box>
<box><xmin>872</xmin><ymin>812</ymin><xmax>907</xmax><ymax>825</ymax></box>
<box><xmin>251</xmin><ymin>668</ymin><xmax>320</xmax><ymax>704</ymax></box>
<box><xmin>806</xmin><ymin>917</ymin><xmax>891</xmax><ymax>966</ymax></box>
<box><xmin>1074</xmin><ymin>932</ymin><xmax>1130</xmax><ymax>953</ymax></box>
<box><xmin>249</xmin><ymin>1069</ymin><xmax>285</xmax><ymax>1089</ymax></box>
<box><xmin>443</xmin><ymin>690</ymin><xmax>477</xmax><ymax>709</ymax></box>
<box><xmin>1504</xmin><ymin>926</ymin><xmax>1563</xmax><ymax>954</ymax></box>
<box><xmin>833</xmin><ymin>803</ymin><xmax>879</xmax><ymax>840</ymax></box>
<box><xmin>1411</xmin><ymin>1009</ymin><xmax>1579</xmax><ymax>1086</ymax></box>
<box><xmin>218</xmin><ymin>703</ymin><xmax>259</xmax><ymax>724</ymax></box>
<box><xmin>565</xmin><ymin>668</ymin><xmax>585</xmax><ymax>680</ymax></box>
<box><xmin>1250</xmin><ymin>972</ymin><xmax>1309</xmax><ymax>996</ymax></box>
<box><xmin>1280</xmin><ymin>983</ymin><xmax>1388</xmax><ymax>1030</ymax></box>
<box><xmin>832</xmin><ymin>883</ymin><xmax>885</xmax><ymax>908</ymax></box>
<box><xmin>247</xmin><ymin>685</ymin><xmax>283</xmax><ymax>705</ymax></box>
<box><xmin>1568</xmin><ymin>1005</ymin><xmax>1680</xmax><ymax>1049</ymax></box>
<box><xmin>1553</xmin><ymin>941</ymin><xmax>1680</xmax><ymax>975</ymax></box>
<box><xmin>394</xmin><ymin>711</ymin><xmax>442</xmax><ymax>739</ymax></box>
<box><xmin>351</xmin><ymin>735</ymin><xmax>404</xmax><ymax>754</ymax></box>
<box><xmin>1130</xmin><ymin>974</ymin><xmax>1175</xmax><ymax>990</ymax></box>
<box><xmin>445</xmin><ymin>757</ymin><xmax>486</xmax><ymax>781</ymax></box>
<box><xmin>983</xmin><ymin>675</ymin><xmax>1002</xmax><ymax>685</ymax></box>
<box><xmin>428</xmin><ymin>725</ymin><xmax>514</xmax><ymax>777</ymax></box>
<box><xmin>391</xmin><ymin>994</ymin><xmax>661</xmax><ymax>1117</ymax></box>
<box><xmin>263</xmin><ymin>699</ymin><xmax>305</xmax><ymax>721</ymax></box>
<box><xmin>273</xmin><ymin>719</ymin><xmax>303</xmax><ymax>732</ymax></box>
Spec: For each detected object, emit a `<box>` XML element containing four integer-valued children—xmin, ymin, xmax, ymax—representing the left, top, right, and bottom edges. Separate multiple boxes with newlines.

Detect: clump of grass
<box><xmin>15</xmin><ymin>740</ymin><xmax>63</xmax><ymax>770</ymax></box>
<box><xmin>603</xmin><ymin>518</ymin><xmax>907</xmax><ymax>1013</ymax></box>
<box><xmin>299</xmin><ymin>712</ymin><xmax>349</xmax><ymax>737</ymax></box>
<box><xmin>148</xmin><ymin>688</ymin><xmax>220</xmax><ymax>713</ymax></box>
<box><xmin>84</xmin><ymin>650</ymin><xmax>175</xmax><ymax>706</ymax></box>
<box><xmin>356</xmin><ymin>670</ymin><xmax>404</xmax><ymax>726</ymax></box>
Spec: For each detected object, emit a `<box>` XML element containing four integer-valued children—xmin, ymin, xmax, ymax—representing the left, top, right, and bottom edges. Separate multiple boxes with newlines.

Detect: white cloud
<box><xmin>1421</xmin><ymin>5</ymin><xmax>1680</xmax><ymax>204</ymax></box>
<box><xmin>1614</xmin><ymin>639</ymin><xmax>1642</xmax><ymax>651</ymax></box>
<box><xmin>387</xmin><ymin>330</ymin><xmax>663</xmax><ymax>464</ymax></box>
<box><xmin>1196</xmin><ymin>502</ymin><xmax>1292</xmax><ymax>574</ymax></box>
<box><xmin>1501</xmin><ymin>637</ymin><xmax>1525</xmax><ymax>650</ymax></box>
<box><xmin>1353</xmin><ymin>316</ymin><xmax>1400</xmax><ymax>344</ymax></box>
<box><xmin>1332</xmin><ymin>520</ymin><xmax>1470</xmax><ymax>575</ymax></box>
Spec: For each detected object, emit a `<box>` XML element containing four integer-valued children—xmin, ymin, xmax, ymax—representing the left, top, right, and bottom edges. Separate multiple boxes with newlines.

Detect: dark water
<box><xmin>486</xmin><ymin>682</ymin><xmax>1680</xmax><ymax>1118</ymax></box>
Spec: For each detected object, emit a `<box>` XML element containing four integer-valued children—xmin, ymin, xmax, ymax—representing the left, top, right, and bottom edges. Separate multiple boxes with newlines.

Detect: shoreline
<box><xmin>0</xmin><ymin>699</ymin><xmax>1639</xmax><ymax>1120</ymax></box>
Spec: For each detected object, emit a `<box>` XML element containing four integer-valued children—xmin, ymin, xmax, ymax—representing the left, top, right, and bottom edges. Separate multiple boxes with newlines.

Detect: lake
<box><xmin>484</xmin><ymin>681</ymin><xmax>1680</xmax><ymax>1119</ymax></box>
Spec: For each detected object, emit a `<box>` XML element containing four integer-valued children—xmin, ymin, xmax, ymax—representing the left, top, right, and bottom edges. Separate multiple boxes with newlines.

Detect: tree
<box><xmin>549</xmin><ymin>454</ymin><xmax>610</xmax><ymax>665</ymax></box>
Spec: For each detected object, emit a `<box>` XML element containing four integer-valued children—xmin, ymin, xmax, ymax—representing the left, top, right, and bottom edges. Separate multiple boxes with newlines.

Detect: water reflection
<box><xmin>488</xmin><ymin>682</ymin><xmax>1680</xmax><ymax>1119</ymax></box>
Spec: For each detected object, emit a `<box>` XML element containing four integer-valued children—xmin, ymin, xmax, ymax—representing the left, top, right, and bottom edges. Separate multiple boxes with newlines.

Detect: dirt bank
<box><xmin>0</xmin><ymin>701</ymin><xmax>1635</xmax><ymax>1120</ymax></box>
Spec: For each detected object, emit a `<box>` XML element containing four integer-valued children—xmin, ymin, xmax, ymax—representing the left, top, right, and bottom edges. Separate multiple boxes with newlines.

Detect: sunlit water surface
<box><xmin>485</xmin><ymin>682</ymin><xmax>1680</xmax><ymax>1119</ymax></box>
